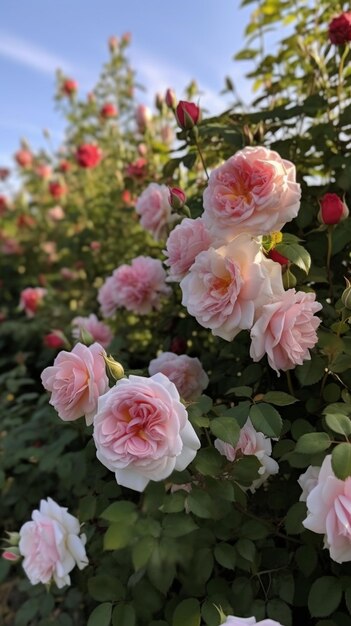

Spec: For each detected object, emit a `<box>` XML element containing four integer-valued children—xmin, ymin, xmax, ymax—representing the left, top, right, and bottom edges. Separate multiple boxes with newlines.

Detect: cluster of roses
<box><xmin>99</xmin><ymin>145</ymin><xmax>322</xmax><ymax>376</ymax></box>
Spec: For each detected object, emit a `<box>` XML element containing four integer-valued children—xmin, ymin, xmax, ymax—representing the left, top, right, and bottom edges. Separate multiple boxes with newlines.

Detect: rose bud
<box><xmin>155</xmin><ymin>92</ymin><xmax>164</xmax><ymax>112</ymax></box>
<box><xmin>75</xmin><ymin>144</ymin><xmax>102</xmax><ymax>169</ymax></box>
<box><xmin>121</xmin><ymin>32</ymin><xmax>131</xmax><ymax>45</ymax></box>
<box><xmin>165</xmin><ymin>88</ymin><xmax>177</xmax><ymax>110</ymax></box>
<box><xmin>59</xmin><ymin>160</ymin><xmax>71</xmax><ymax>173</ymax></box>
<box><xmin>49</xmin><ymin>181</ymin><xmax>67</xmax><ymax>199</ymax></box>
<box><xmin>108</xmin><ymin>35</ymin><xmax>118</xmax><ymax>52</ymax></box>
<box><xmin>100</xmin><ymin>103</ymin><xmax>118</xmax><ymax>119</ymax></box>
<box><xmin>2</xmin><ymin>549</ymin><xmax>20</xmax><ymax>562</ymax></box>
<box><xmin>15</xmin><ymin>149</ymin><xmax>33</xmax><ymax>168</ymax></box>
<box><xmin>44</xmin><ymin>330</ymin><xmax>66</xmax><ymax>350</ymax></box>
<box><xmin>0</xmin><ymin>195</ymin><xmax>8</xmax><ymax>216</ymax></box>
<box><xmin>267</xmin><ymin>248</ymin><xmax>289</xmax><ymax>266</ymax></box>
<box><xmin>169</xmin><ymin>187</ymin><xmax>186</xmax><ymax>210</ymax></box>
<box><xmin>62</xmin><ymin>78</ymin><xmax>77</xmax><ymax>96</ymax></box>
<box><xmin>329</xmin><ymin>12</ymin><xmax>351</xmax><ymax>45</ymax></box>
<box><xmin>318</xmin><ymin>193</ymin><xmax>349</xmax><ymax>225</ymax></box>
<box><xmin>175</xmin><ymin>100</ymin><xmax>201</xmax><ymax>130</ymax></box>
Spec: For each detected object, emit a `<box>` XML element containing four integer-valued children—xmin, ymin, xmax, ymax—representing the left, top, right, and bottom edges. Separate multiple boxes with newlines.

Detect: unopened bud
<box><xmin>165</xmin><ymin>88</ymin><xmax>177</xmax><ymax>110</ymax></box>
<box><xmin>318</xmin><ymin>193</ymin><xmax>349</xmax><ymax>225</ymax></box>
<box><xmin>341</xmin><ymin>278</ymin><xmax>351</xmax><ymax>309</ymax></box>
<box><xmin>108</xmin><ymin>35</ymin><xmax>118</xmax><ymax>52</ymax></box>
<box><xmin>155</xmin><ymin>92</ymin><xmax>164</xmax><ymax>112</ymax></box>
<box><xmin>79</xmin><ymin>327</ymin><xmax>94</xmax><ymax>346</ymax></box>
<box><xmin>168</xmin><ymin>186</ymin><xmax>186</xmax><ymax>210</ymax></box>
<box><xmin>2</xmin><ymin>549</ymin><xmax>20</xmax><ymax>562</ymax></box>
<box><xmin>104</xmin><ymin>354</ymin><xmax>125</xmax><ymax>380</ymax></box>
<box><xmin>175</xmin><ymin>101</ymin><xmax>201</xmax><ymax>130</ymax></box>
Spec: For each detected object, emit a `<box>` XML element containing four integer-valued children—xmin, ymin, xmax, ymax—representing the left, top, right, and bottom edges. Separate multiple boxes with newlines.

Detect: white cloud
<box><xmin>0</xmin><ymin>31</ymin><xmax>73</xmax><ymax>76</ymax></box>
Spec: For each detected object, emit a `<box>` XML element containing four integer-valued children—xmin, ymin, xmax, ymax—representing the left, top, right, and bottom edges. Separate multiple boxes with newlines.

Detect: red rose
<box><xmin>329</xmin><ymin>12</ymin><xmax>351</xmax><ymax>45</ymax></box>
<box><xmin>49</xmin><ymin>181</ymin><xmax>67</xmax><ymax>199</ymax></box>
<box><xmin>125</xmin><ymin>158</ymin><xmax>147</xmax><ymax>179</ymax></box>
<box><xmin>62</xmin><ymin>78</ymin><xmax>77</xmax><ymax>95</ymax></box>
<box><xmin>175</xmin><ymin>101</ymin><xmax>201</xmax><ymax>130</ymax></box>
<box><xmin>100</xmin><ymin>103</ymin><xmax>118</xmax><ymax>119</ymax></box>
<box><xmin>76</xmin><ymin>144</ymin><xmax>102</xmax><ymax>168</ymax></box>
<box><xmin>319</xmin><ymin>193</ymin><xmax>349</xmax><ymax>225</ymax></box>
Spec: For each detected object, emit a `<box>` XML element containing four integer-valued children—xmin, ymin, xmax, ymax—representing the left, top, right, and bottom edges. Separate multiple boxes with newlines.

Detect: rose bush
<box><xmin>2</xmin><ymin>2</ymin><xmax>351</xmax><ymax>625</ymax></box>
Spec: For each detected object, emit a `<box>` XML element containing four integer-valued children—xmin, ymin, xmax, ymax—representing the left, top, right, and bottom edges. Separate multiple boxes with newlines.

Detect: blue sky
<box><xmin>1</xmin><ymin>0</ymin><xmax>255</xmax><ymax>167</ymax></box>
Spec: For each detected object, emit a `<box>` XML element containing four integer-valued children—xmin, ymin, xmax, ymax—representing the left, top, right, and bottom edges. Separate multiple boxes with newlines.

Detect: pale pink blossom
<box><xmin>93</xmin><ymin>373</ymin><xmax>200</xmax><ymax>492</ymax></box>
<box><xmin>48</xmin><ymin>206</ymin><xmax>65</xmax><ymax>221</ymax></box>
<box><xmin>19</xmin><ymin>287</ymin><xmax>47</xmax><ymax>318</ymax></box>
<box><xmin>60</xmin><ymin>267</ymin><xmax>76</xmax><ymax>280</ymax></box>
<box><xmin>98</xmin><ymin>256</ymin><xmax>171</xmax><ymax>317</ymax></box>
<box><xmin>164</xmin><ymin>217</ymin><xmax>212</xmax><ymax>282</ymax></box>
<box><xmin>148</xmin><ymin>352</ymin><xmax>209</xmax><ymax>401</ymax></box>
<box><xmin>71</xmin><ymin>314</ymin><xmax>113</xmax><ymax>348</ymax></box>
<box><xmin>203</xmin><ymin>146</ymin><xmax>301</xmax><ymax>239</ymax></box>
<box><xmin>222</xmin><ymin>616</ymin><xmax>282</xmax><ymax>626</ymax></box>
<box><xmin>215</xmin><ymin>417</ymin><xmax>279</xmax><ymax>492</ymax></box>
<box><xmin>303</xmin><ymin>455</ymin><xmax>351</xmax><ymax>563</ymax></box>
<box><xmin>19</xmin><ymin>497</ymin><xmax>88</xmax><ymax>588</ymax></box>
<box><xmin>250</xmin><ymin>289</ymin><xmax>322</xmax><ymax>375</ymax></box>
<box><xmin>298</xmin><ymin>465</ymin><xmax>320</xmax><ymax>502</ymax></box>
<box><xmin>136</xmin><ymin>104</ymin><xmax>152</xmax><ymax>132</ymax></box>
<box><xmin>180</xmin><ymin>234</ymin><xmax>284</xmax><ymax>341</ymax></box>
<box><xmin>136</xmin><ymin>183</ymin><xmax>173</xmax><ymax>241</ymax></box>
<box><xmin>41</xmin><ymin>342</ymin><xmax>109</xmax><ymax>425</ymax></box>
<box><xmin>1</xmin><ymin>237</ymin><xmax>23</xmax><ymax>255</ymax></box>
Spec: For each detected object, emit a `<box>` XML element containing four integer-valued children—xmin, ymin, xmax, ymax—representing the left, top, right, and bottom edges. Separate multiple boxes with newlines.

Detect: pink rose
<box><xmin>48</xmin><ymin>206</ymin><xmax>65</xmax><ymax>221</ymax></box>
<box><xmin>203</xmin><ymin>146</ymin><xmax>301</xmax><ymax>239</ymax></box>
<box><xmin>98</xmin><ymin>256</ymin><xmax>171</xmax><ymax>317</ymax></box>
<box><xmin>41</xmin><ymin>342</ymin><xmax>109</xmax><ymax>425</ymax></box>
<box><xmin>250</xmin><ymin>289</ymin><xmax>322</xmax><ymax>375</ymax></box>
<box><xmin>19</xmin><ymin>287</ymin><xmax>47</xmax><ymax>318</ymax></box>
<box><xmin>298</xmin><ymin>465</ymin><xmax>320</xmax><ymax>502</ymax></box>
<box><xmin>93</xmin><ymin>373</ymin><xmax>200</xmax><ymax>492</ymax></box>
<box><xmin>303</xmin><ymin>455</ymin><xmax>351</xmax><ymax>563</ymax></box>
<box><xmin>136</xmin><ymin>183</ymin><xmax>173</xmax><ymax>241</ymax></box>
<box><xmin>164</xmin><ymin>217</ymin><xmax>212</xmax><ymax>282</ymax></box>
<box><xmin>180</xmin><ymin>234</ymin><xmax>284</xmax><ymax>341</ymax></box>
<box><xmin>19</xmin><ymin>497</ymin><xmax>88</xmax><ymax>588</ymax></box>
<box><xmin>215</xmin><ymin>417</ymin><xmax>279</xmax><ymax>492</ymax></box>
<box><xmin>71</xmin><ymin>313</ymin><xmax>113</xmax><ymax>348</ymax></box>
<box><xmin>148</xmin><ymin>352</ymin><xmax>209</xmax><ymax>401</ymax></box>
<box><xmin>222</xmin><ymin>617</ymin><xmax>282</xmax><ymax>626</ymax></box>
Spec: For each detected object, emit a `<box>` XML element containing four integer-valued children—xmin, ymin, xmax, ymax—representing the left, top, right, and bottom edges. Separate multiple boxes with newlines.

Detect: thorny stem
<box><xmin>337</xmin><ymin>44</ymin><xmax>349</xmax><ymax>117</ymax></box>
<box><xmin>193</xmin><ymin>135</ymin><xmax>209</xmax><ymax>181</ymax></box>
<box><xmin>326</xmin><ymin>225</ymin><xmax>334</xmax><ymax>301</ymax></box>
<box><xmin>286</xmin><ymin>370</ymin><xmax>295</xmax><ymax>397</ymax></box>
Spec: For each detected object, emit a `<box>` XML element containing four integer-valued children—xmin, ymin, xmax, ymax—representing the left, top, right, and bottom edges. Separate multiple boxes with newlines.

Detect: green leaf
<box><xmin>295</xmin><ymin>432</ymin><xmax>331</xmax><ymax>455</ymax></box>
<box><xmin>210</xmin><ymin>417</ymin><xmax>240</xmax><ymax>447</ymax></box>
<box><xmin>232</xmin><ymin>455</ymin><xmax>261</xmax><ymax>486</ymax></box>
<box><xmin>295</xmin><ymin>355</ymin><xmax>326</xmax><ymax>386</ymax></box>
<box><xmin>325</xmin><ymin>413</ymin><xmax>351</xmax><ymax>437</ymax></box>
<box><xmin>262</xmin><ymin>391</ymin><xmax>298</xmax><ymax>406</ymax></box>
<box><xmin>194</xmin><ymin>448</ymin><xmax>224</xmax><ymax>476</ymax></box>
<box><xmin>236</xmin><ymin>538</ymin><xmax>256</xmax><ymax>563</ymax></box>
<box><xmin>103</xmin><ymin>522</ymin><xmax>133</xmax><ymax>550</ymax></box>
<box><xmin>100</xmin><ymin>501</ymin><xmax>137</xmax><ymax>523</ymax></box>
<box><xmin>295</xmin><ymin>545</ymin><xmax>318</xmax><ymax>577</ymax></box>
<box><xmin>249</xmin><ymin>403</ymin><xmax>282</xmax><ymax>438</ymax></box>
<box><xmin>308</xmin><ymin>577</ymin><xmax>343</xmax><ymax>617</ymax></box>
<box><xmin>332</xmin><ymin>443</ymin><xmax>351</xmax><ymax>479</ymax></box>
<box><xmin>88</xmin><ymin>575</ymin><xmax>125</xmax><ymax>602</ymax></box>
<box><xmin>112</xmin><ymin>604</ymin><xmax>136</xmax><ymax>626</ymax></box>
<box><xmin>214</xmin><ymin>542</ymin><xmax>237</xmax><ymax>570</ymax></box>
<box><xmin>163</xmin><ymin>514</ymin><xmax>198</xmax><ymax>538</ymax></box>
<box><xmin>187</xmin><ymin>488</ymin><xmax>213</xmax><ymax>518</ymax></box>
<box><xmin>87</xmin><ymin>603</ymin><xmax>112</xmax><ymax>626</ymax></box>
<box><xmin>172</xmin><ymin>598</ymin><xmax>201</xmax><ymax>626</ymax></box>
<box><xmin>285</xmin><ymin>502</ymin><xmax>307</xmax><ymax>535</ymax></box>
<box><xmin>267</xmin><ymin>599</ymin><xmax>292</xmax><ymax>626</ymax></box>
<box><xmin>132</xmin><ymin>536</ymin><xmax>156</xmax><ymax>570</ymax></box>
<box><xmin>225</xmin><ymin>386</ymin><xmax>253</xmax><ymax>398</ymax></box>
<box><xmin>275</xmin><ymin>242</ymin><xmax>311</xmax><ymax>274</ymax></box>
<box><xmin>79</xmin><ymin>495</ymin><xmax>96</xmax><ymax>522</ymax></box>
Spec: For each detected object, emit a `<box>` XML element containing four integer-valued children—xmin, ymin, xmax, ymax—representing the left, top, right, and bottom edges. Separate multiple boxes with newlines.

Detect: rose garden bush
<box><xmin>2</xmin><ymin>1</ymin><xmax>351</xmax><ymax>624</ymax></box>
